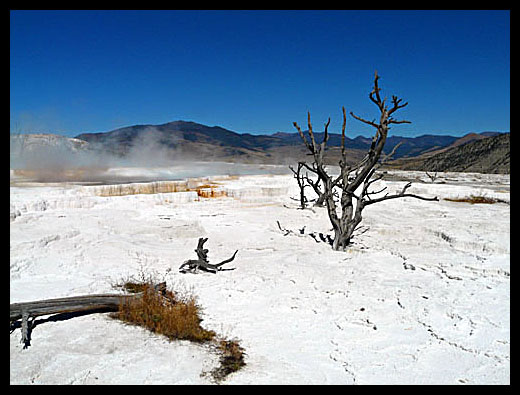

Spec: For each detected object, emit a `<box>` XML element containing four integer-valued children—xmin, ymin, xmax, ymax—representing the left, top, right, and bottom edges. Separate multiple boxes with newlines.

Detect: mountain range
<box><xmin>77</xmin><ymin>120</ymin><xmax>484</xmax><ymax>159</ymax></box>
<box><xmin>74</xmin><ymin>120</ymin><xmax>507</xmax><ymax>171</ymax></box>
<box><xmin>10</xmin><ymin>120</ymin><xmax>509</xmax><ymax>174</ymax></box>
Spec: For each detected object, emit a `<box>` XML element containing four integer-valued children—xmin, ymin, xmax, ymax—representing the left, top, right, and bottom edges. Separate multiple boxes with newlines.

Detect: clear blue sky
<box><xmin>10</xmin><ymin>10</ymin><xmax>510</xmax><ymax>138</ymax></box>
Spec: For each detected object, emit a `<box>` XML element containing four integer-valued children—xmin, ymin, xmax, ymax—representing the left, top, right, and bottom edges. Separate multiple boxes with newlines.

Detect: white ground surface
<box><xmin>10</xmin><ymin>167</ymin><xmax>510</xmax><ymax>385</ymax></box>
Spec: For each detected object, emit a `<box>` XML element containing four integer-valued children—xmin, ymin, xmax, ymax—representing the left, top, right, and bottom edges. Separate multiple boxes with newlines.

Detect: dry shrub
<box><xmin>444</xmin><ymin>195</ymin><xmax>508</xmax><ymax>204</ymax></box>
<box><xmin>111</xmin><ymin>276</ymin><xmax>246</xmax><ymax>382</ymax></box>
<box><xmin>113</xmin><ymin>282</ymin><xmax>215</xmax><ymax>343</ymax></box>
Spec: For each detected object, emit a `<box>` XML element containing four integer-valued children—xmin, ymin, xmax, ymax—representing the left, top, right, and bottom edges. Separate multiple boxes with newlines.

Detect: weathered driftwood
<box><xmin>10</xmin><ymin>282</ymin><xmax>167</xmax><ymax>349</ymax></box>
<box><xmin>10</xmin><ymin>294</ymin><xmax>136</xmax><ymax>322</ymax></box>
<box><xmin>179</xmin><ymin>237</ymin><xmax>238</xmax><ymax>274</ymax></box>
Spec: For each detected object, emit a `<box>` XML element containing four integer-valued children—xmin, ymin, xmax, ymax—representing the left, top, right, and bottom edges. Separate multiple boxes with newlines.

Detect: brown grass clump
<box><xmin>444</xmin><ymin>195</ymin><xmax>508</xmax><ymax>204</ymax></box>
<box><xmin>113</xmin><ymin>282</ymin><xmax>216</xmax><ymax>343</ymax></box>
<box><xmin>111</xmin><ymin>276</ymin><xmax>246</xmax><ymax>383</ymax></box>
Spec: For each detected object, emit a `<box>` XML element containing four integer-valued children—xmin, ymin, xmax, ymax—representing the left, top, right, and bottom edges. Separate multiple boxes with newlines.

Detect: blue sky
<box><xmin>10</xmin><ymin>10</ymin><xmax>510</xmax><ymax>138</ymax></box>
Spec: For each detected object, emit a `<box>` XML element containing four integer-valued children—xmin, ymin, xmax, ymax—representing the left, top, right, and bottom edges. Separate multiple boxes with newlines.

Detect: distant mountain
<box><xmin>76</xmin><ymin>120</ymin><xmax>284</xmax><ymax>151</ymax></box>
<box><xmin>11</xmin><ymin>123</ymin><xmax>508</xmax><ymax>176</ymax></box>
<box><xmin>74</xmin><ymin>120</ymin><xmax>508</xmax><ymax>167</ymax></box>
<box><xmin>386</xmin><ymin>132</ymin><xmax>510</xmax><ymax>174</ymax></box>
<box><xmin>41</xmin><ymin>120</ymin><xmax>505</xmax><ymax>172</ymax></box>
<box><xmin>75</xmin><ymin>121</ymin><xmax>292</xmax><ymax>163</ymax></box>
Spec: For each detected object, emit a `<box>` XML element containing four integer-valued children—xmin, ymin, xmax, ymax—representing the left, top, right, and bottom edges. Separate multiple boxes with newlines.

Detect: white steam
<box><xmin>10</xmin><ymin>129</ymin><xmax>289</xmax><ymax>184</ymax></box>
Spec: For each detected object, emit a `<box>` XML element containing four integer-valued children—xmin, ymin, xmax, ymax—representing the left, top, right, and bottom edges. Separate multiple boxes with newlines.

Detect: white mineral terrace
<box><xmin>10</xmin><ymin>167</ymin><xmax>510</xmax><ymax>384</ymax></box>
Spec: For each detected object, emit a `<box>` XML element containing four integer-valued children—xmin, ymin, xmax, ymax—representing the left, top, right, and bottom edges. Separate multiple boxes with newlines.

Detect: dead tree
<box><xmin>288</xmin><ymin>161</ymin><xmax>309</xmax><ymax>209</ymax></box>
<box><xmin>179</xmin><ymin>238</ymin><xmax>238</xmax><ymax>273</ymax></box>
<box><xmin>293</xmin><ymin>71</ymin><xmax>438</xmax><ymax>251</ymax></box>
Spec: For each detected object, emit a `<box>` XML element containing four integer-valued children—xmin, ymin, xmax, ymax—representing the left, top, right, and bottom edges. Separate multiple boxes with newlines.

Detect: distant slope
<box><xmin>386</xmin><ymin>133</ymin><xmax>510</xmax><ymax>174</ymax></box>
<box><xmin>409</xmin><ymin>132</ymin><xmax>502</xmax><ymax>158</ymax></box>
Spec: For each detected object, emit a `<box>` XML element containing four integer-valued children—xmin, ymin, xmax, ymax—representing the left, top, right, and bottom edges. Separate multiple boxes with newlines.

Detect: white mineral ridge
<box><xmin>10</xmin><ymin>168</ymin><xmax>510</xmax><ymax>385</ymax></box>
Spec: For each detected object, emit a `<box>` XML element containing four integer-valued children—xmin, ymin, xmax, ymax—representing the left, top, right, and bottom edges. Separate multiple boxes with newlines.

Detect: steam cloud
<box><xmin>10</xmin><ymin>128</ymin><xmax>289</xmax><ymax>184</ymax></box>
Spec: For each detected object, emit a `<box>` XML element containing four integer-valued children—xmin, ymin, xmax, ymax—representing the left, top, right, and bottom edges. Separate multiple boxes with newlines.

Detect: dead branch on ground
<box><xmin>179</xmin><ymin>238</ymin><xmax>238</xmax><ymax>274</ymax></box>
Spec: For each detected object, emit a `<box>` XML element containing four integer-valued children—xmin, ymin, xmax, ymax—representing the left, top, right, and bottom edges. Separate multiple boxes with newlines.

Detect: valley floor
<box><xmin>10</xmin><ymin>168</ymin><xmax>510</xmax><ymax>384</ymax></box>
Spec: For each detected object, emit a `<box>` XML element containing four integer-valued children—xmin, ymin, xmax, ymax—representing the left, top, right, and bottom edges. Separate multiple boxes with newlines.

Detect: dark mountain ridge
<box><xmin>75</xmin><ymin>120</ymin><xmax>504</xmax><ymax>162</ymax></box>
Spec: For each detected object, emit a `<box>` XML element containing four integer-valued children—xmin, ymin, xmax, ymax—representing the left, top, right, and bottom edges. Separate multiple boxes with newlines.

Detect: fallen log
<box><xmin>10</xmin><ymin>293</ymin><xmax>138</xmax><ymax>322</ymax></box>
<box><xmin>10</xmin><ymin>282</ymin><xmax>166</xmax><ymax>348</ymax></box>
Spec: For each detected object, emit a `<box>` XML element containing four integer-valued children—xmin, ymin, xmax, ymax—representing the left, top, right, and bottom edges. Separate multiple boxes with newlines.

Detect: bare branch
<box><xmin>364</xmin><ymin>182</ymin><xmax>438</xmax><ymax>206</ymax></box>
<box><xmin>301</xmin><ymin>161</ymin><xmax>318</xmax><ymax>174</ymax></box>
<box><xmin>365</xmin><ymin>172</ymin><xmax>385</xmax><ymax>189</ymax></box>
<box><xmin>369</xmin><ymin>70</ymin><xmax>384</xmax><ymax>111</ymax></box>
<box><xmin>365</xmin><ymin>184</ymin><xmax>388</xmax><ymax>199</ymax></box>
<box><xmin>341</xmin><ymin>107</ymin><xmax>347</xmax><ymax>160</ymax></box>
<box><xmin>388</xmin><ymin>118</ymin><xmax>411</xmax><ymax>125</ymax></box>
<box><xmin>307</xmin><ymin>112</ymin><xmax>317</xmax><ymax>150</ymax></box>
<box><xmin>380</xmin><ymin>141</ymin><xmax>403</xmax><ymax>165</ymax></box>
<box><xmin>349</xmin><ymin>111</ymin><xmax>379</xmax><ymax>129</ymax></box>
<box><xmin>293</xmin><ymin>121</ymin><xmax>313</xmax><ymax>153</ymax></box>
<box><xmin>216</xmin><ymin>250</ymin><xmax>238</xmax><ymax>267</ymax></box>
<box><xmin>322</xmin><ymin>117</ymin><xmax>331</xmax><ymax>147</ymax></box>
<box><xmin>388</xmin><ymin>95</ymin><xmax>409</xmax><ymax>115</ymax></box>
